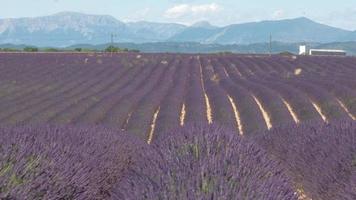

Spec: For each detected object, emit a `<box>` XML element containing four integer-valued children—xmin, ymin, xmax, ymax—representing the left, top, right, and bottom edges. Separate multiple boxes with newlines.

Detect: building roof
<box><xmin>309</xmin><ymin>49</ymin><xmax>346</xmax><ymax>53</ymax></box>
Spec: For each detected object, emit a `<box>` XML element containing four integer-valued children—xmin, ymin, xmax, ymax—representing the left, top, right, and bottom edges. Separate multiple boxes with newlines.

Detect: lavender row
<box><xmin>125</xmin><ymin>58</ymin><xmax>179</xmax><ymax>140</ymax></box>
<box><xmin>184</xmin><ymin>56</ymin><xmax>208</xmax><ymax>124</ymax></box>
<box><xmin>255</xmin><ymin>119</ymin><xmax>356</xmax><ymax>200</ymax></box>
<box><xmin>74</xmin><ymin>57</ymin><xmax>159</xmax><ymax>125</ymax></box>
<box><xmin>154</xmin><ymin>56</ymin><xmax>190</xmax><ymax>136</ymax></box>
<box><xmin>201</xmin><ymin>57</ymin><xmax>238</xmax><ymax>130</ymax></box>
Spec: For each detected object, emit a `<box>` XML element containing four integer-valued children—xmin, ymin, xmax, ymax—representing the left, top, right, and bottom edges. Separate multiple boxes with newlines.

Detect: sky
<box><xmin>1</xmin><ymin>0</ymin><xmax>356</xmax><ymax>30</ymax></box>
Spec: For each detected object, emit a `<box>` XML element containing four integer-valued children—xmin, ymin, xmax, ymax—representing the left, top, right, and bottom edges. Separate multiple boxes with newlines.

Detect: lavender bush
<box><xmin>112</xmin><ymin>124</ymin><xmax>298</xmax><ymax>200</ymax></box>
<box><xmin>255</xmin><ymin>120</ymin><xmax>356</xmax><ymax>200</ymax></box>
<box><xmin>0</xmin><ymin>124</ymin><xmax>154</xmax><ymax>200</ymax></box>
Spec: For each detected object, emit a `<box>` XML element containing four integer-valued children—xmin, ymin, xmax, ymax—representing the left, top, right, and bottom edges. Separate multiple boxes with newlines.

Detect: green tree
<box><xmin>43</xmin><ymin>48</ymin><xmax>59</xmax><ymax>52</ymax></box>
<box><xmin>23</xmin><ymin>46</ymin><xmax>38</xmax><ymax>52</ymax></box>
<box><xmin>105</xmin><ymin>45</ymin><xmax>120</xmax><ymax>53</ymax></box>
<box><xmin>3</xmin><ymin>48</ymin><xmax>18</xmax><ymax>52</ymax></box>
<box><xmin>82</xmin><ymin>48</ymin><xmax>97</xmax><ymax>52</ymax></box>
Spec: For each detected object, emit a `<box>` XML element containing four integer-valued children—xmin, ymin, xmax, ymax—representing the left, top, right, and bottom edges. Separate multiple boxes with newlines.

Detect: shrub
<box><xmin>105</xmin><ymin>45</ymin><xmax>120</xmax><ymax>53</ymax></box>
<box><xmin>279</xmin><ymin>51</ymin><xmax>294</xmax><ymax>56</ymax></box>
<box><xmin>130</xmin><ymin>49</ymin><xmax>140</xmax><ymax>53</ymax></box>
<box><xmin>0</xmin><ymin>124</ymin><xmax>153</xmax><ymax>199</ymax></box>
<box><xmin>113</xmin><ymin>124</ymin><xmax>298</xmax><ymax>199</ymax></box>
<box><xmin>43</xmin><ymin>48</ymin><xmax>59</xmax><ymax>52</ymax></box>
<box><xmin>23</xmin><ymin>47</ymin><xmax>38</xmax><ymax>52</ymax></box>
<box><xmin>2</xmin><ymin>48</ymin><xmax>18</xmax><ymax>52</ymax></box>
<box><xmin>255</xmin><ymin>120</ymin><xmax>356</xmax><ymax>200</ymax></box>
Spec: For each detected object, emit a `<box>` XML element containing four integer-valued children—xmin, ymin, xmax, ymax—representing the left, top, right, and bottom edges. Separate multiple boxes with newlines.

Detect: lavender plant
<box><xmin>0</xmin><ymin>124</ymin><xmax>153</xmax><ymax>200</ymax></box>
<box><xmin>112</xmin><ymin>124</ymin><xmax>298</xmax><ymax>200</ymax></box>
<box><xmin>255</xmin><ymin>119</ymin><xmax>356</xmax><ymax>200</ymax></box>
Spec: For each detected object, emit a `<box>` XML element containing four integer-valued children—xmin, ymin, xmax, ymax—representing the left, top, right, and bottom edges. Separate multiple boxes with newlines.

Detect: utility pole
<box><xmin>269</xmin><ymin>33</ymin><xmax>272</xmax><ymax>56</ymax></box>
<box><xmin>110</xmin><ymin>33</ymin><xmax>117</xmax><ymax>57</ymax></box>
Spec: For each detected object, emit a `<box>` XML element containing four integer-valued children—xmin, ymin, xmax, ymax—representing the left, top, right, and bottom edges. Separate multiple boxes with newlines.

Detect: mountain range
<box><xmin>1</xmin><ymin>12</ymin><xmax>356</xmax><ymax>47</ymax></box>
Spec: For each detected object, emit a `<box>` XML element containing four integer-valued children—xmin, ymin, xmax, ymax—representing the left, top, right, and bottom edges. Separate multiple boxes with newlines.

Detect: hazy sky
<box><xmin>1</xmin><ymin>0</ymin><xmax>356</xmax><ymax>30</ymax></box>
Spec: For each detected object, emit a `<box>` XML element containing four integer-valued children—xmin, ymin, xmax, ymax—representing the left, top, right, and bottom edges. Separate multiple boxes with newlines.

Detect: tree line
<box><xmin>0</xmin><ymin>45</ymin><xmax>140</xmax><ymax>53</ymax></box>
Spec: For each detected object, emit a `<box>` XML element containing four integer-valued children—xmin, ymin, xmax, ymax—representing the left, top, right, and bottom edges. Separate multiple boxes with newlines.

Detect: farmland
<box><xmin>0</xmin><ymin>52</ymin><xmax>355</xmax><ymax>199</ymax></box>
<box><xmin>0</xmin><ymin>53</ymin><xmax>355</xmax><ymax>141</ymax></box>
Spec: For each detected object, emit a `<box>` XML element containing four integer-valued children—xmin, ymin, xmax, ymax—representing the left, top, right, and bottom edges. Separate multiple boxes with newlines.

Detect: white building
<box><xmin>299</xmin><ymin>45</ymin><xmax>307</xmax><ymax>55</ymax></box>
<box><xmin>299</xmin><ymin>45</ymin><xmax>346</xmax><ymax>56</ymax></box>
<box><xmin>309</xmin><ymin>49</ymin><xmax>346</xmax><ymax>56</ymax></box>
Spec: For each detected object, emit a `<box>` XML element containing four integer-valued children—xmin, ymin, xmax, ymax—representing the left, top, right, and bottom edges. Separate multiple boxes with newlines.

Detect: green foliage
<box><xmin>178</xmin><ymin>143</ymin><xmax>200</xmax><ymax>158</ymax></box>
<box><xmin>0</xmin><ymin>162</ymin><xmax>13</xmax><ymax>177</ymax></box>
<box><xmin>23</xmin><ymin>46</ymin><xmax>38</xmax><ymax>52</ymax></box>
<box><xmin>1</xmin><ymin>48</ymin><xmax>18</xmax><ymax>52</ymax></box>
<box><xmin>352</xmin><ymin>154</ymin><xmax>356</xmax><ymax>167</ymax></box>
<box><xmin>43</xmin><ymin>48</ymin><xmax>59</xmax><ymax>52</ymax></box>
<box><xmin>279</xmin><ymin>51</ymin><xmax>294</xmax><ymax>56</ymax></box>
<box><xmin>82</xmin><ymin>48</ymin><xmax>97</xmax><ymax>52</ymax></box>
<box><xmin>219</xmin><ymin>51</ymin><xmax>233</xmax><ymax>54</ymax></box>
<box><xmin>104</xmin><ymin>46</ymin><xmax>139</xmax><ymax>53</ymax></box>
<box><xmin>105</xmin><ymin>45</ymin><xmax>121</xmax><ymax>52</ymax></box>
<box><xmin>201</xmin><ymin>176</ymin><xmax>215</xmax><ymax>194</ymax></box>
<box><xmin>72</xmin><ymin>48</ymin><xmax>97</xmax><ymax>52</ymax></box>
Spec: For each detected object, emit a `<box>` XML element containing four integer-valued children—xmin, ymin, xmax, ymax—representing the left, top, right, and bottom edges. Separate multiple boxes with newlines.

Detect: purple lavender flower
<box><xmin>113</xmin><ymin>124</ymin><xmax>298</xmax><ymax>200</ymax></box>
<box><xmin>0</xmin><ymin>124</ymin><xmax>153</xmax><ymax>200</ymax></box>
<box><xmin>255</xmin><ymin>119</ymin><xmax>356</xmax><ymax>200</ymax></box>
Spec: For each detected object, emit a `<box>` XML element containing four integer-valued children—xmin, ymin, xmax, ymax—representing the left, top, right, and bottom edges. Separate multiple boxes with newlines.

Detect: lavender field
<box><xmin>0</xmin><ymin>53</ymin><xmax>355</xmax><ymax>140</ymax></box>
<box><xmin>0</xmin><ymin>52</ymin><xmax>355</xmax><ymax>199</ymax></box>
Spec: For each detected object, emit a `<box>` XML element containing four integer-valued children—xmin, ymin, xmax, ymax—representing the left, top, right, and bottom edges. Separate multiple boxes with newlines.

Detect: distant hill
<box><xmin>1</xmin><ymin>12</ymin><xmax>356</xmax><ymax>47</ymax></box>
<box><xmin>170</xmin><ymin>17</ymin><xmax>356</xmax><ymax>44</ymax></box>
<box><xmin>0</xmin><ymin>12</ymin><xmax>185</xmax><ymax>46</ymax></box>
<box><xmin>190</xmin><ymin>21</ymin><xmax>217</xmax><ymax>29</ymax></box>
<box><xmin>126</xmin><ymin>21</ymin><xmax>186</xmax><ymax>42</ymax></box>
